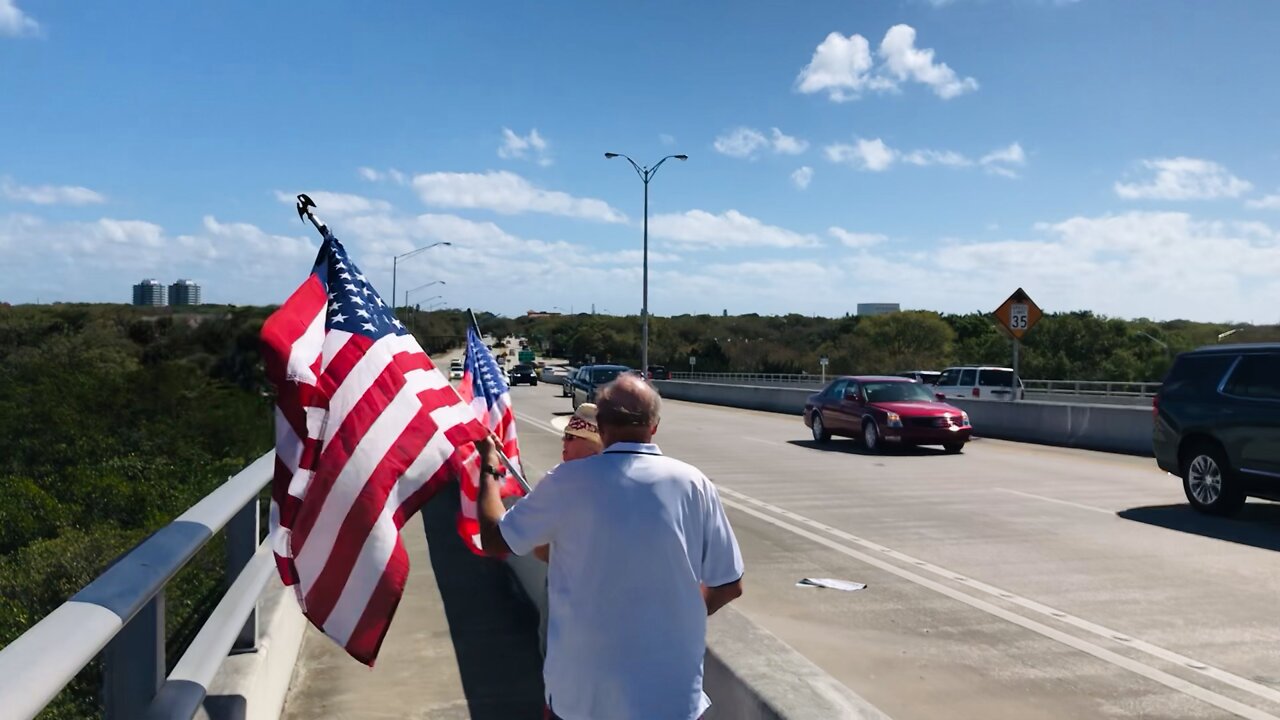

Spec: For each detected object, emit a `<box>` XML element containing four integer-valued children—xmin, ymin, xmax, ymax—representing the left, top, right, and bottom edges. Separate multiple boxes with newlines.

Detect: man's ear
<box><xmin>650</xmin><ymin>421</ymin><xmax>660</xmax><ymax>437</ymax></box>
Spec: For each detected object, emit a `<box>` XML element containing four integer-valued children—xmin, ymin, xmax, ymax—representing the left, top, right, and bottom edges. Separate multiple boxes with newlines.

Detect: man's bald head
<box><xmin>595</xmin><ymin>374</ymin><xmax>662</xmax><ymax>445</ymax></box>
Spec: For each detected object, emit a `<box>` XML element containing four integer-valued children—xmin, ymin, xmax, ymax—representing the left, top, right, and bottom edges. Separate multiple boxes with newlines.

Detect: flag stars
<box><xmin>355</xmin><ymin>308</ymin><xmax>371</xmax><ymax>319</ymax></box>
<box><xmin>331</xmin><ymin>312</ymin><xmax>348</xmax><ymax>323</ymax></box>
<box><xmin>362</xmin><ymin>322</ymin><xmax>376</xmax><ymax>332</ymax></box>
<box><xmin>350</xmin><ymin>296</ymin><xmax>365</xmax><ymax>306</ymax></box>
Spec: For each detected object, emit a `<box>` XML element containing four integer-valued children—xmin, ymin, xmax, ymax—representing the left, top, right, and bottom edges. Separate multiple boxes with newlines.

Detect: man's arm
<box><xmin>702</xmin><ymin>577</ymin><xmax>743</xmax><ymax>616</ymax></box>
<box><xmin>476</xmin><ymin>437</ymin><xmax>512</xmax><ymax>557</ymax></box>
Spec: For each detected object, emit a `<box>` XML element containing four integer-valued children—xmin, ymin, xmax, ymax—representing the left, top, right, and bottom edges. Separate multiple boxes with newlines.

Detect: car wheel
<box><xmin>532</xmin><ymin>380</ymin><xmax>538</xmax><ymax>386</ymax></box>
<box><xmin>1182</xmin><ymin>442</ymin><xmax>1244</xmax><ymax>516</ymax></box>
<box><xmin>943</xmin><ymin>442</ymin><xmax>965</xmax><ymax>454</ymax></box>
<box><xmin>811</xmin><ymin>412</ymin><xmax>830</xmax><ymax>443</ymax></box>
<box><xmin>862</xmin><ymin>417</ymin><xmax>880</xmax><ymax>453</ymax></box>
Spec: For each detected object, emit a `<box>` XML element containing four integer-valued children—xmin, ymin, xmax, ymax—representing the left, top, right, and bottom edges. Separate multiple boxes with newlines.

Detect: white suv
<box><xmin>448</xmin><ymin>359</ymin><xmax>464</xmax><ymax>380</ymax></box>
<box><xmin>935</xmin><ymin>366</ymin><xmax>1024</xmax><ymax>401</ymax></box>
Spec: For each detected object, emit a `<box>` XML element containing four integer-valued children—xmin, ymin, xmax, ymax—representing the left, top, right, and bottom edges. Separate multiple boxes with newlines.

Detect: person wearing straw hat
<box><xmin>530</xmin><ymin>403</ymin><xmax>604</xmax><ymax>563</ymax></box>
<box><xmin>550</xmin><ymin>403</ymin><xmax>603</xmax><ymax>463</ymax></box>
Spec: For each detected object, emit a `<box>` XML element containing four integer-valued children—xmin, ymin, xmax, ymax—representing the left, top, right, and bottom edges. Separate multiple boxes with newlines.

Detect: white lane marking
<box><xmin>743</xmin><ymin>436</ymin><xmax>782</xmax><ymax>446</ymax></box>
<box><xmin>996</xmin><ymin>488</ymin><xmax>1115</xmax><ymax>515</ymax></box>
<box><xmin>514</xmin><ymin>411</ymin><xmax>560</xmax><ymax>437</ymax></box>
<box><xmin>717</xmin><ymin>486</ymin><xmax>1280</xmax><ymax>718</ymax></box>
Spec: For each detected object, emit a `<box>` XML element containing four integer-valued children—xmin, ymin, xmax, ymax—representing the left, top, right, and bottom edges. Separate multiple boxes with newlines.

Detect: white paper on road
<box><xmin>796</xmin><ymin>578</ymin><xmax>867</xmax><ymax>591</ymax></box>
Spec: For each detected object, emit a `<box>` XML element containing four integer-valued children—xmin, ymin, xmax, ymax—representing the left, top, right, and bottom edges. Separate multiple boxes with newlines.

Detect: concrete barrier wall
<box><xmin>506</xmin><ymin>554</ymin><xmax>889</xmax><ymax>719</ymax></box>
<box><xmin>652</xmin><ymin>380</ymin><xmax>1154</xmax><ymax>457</ymax></box>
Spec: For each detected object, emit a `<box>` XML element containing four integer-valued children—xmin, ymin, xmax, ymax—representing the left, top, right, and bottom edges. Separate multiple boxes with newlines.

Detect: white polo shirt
<box><xmin>499</xmin><ymin>442</ymin><xmax>744</xmax><ymax>720</ymax></box>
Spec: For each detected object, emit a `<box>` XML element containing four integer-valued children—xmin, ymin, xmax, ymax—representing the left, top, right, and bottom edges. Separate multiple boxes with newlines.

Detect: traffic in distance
<box><xmin>511</xmin><ymin>338</ymin><xmax>1280</xmax><ymax>519</ymax></box>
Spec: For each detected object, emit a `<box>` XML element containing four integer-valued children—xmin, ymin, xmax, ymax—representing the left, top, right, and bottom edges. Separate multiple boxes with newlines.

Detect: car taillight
<box><xmin>972</xmin><ymin>387</ymin><xmax>980</xmax><ymax>398</ymax></box>
<box><xmin>1152</xmin><ymin>394</ymin><xmax>1159</xmax><ymax>419</ymax></box>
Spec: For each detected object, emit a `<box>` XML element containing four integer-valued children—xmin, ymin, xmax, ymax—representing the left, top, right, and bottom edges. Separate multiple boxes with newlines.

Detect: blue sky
<box><xmin>2</xmin><ymin>0</ymin><xmax>1279</xmax><ymax>322</ymax></box>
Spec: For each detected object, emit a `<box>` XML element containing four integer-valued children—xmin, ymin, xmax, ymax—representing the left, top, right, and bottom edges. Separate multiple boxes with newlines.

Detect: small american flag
<box><xmin>261</xmin><ymin>231</ymin><xmax>486</xmax><ymax>665</ymax></box>
<box><xmin>455</xmin><ymin>325</ymin><xmax>526</xmax><ymax>554</ymax></box>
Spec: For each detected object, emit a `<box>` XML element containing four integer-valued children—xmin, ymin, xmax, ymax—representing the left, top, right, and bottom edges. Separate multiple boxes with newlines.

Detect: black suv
<box><xmin>1153</xmin><ymin>344</ymin><xmax>1280</xmax><ymax>515</ymax></box>
<box><xmin>508</xmin><ymin>363</ymin><xmax>538</xmax><ymax>386</ymax></box>
<box><xmin>569</xmin><ymin>364</ymin><xmax>630</xmax><ymax>410</ymax></box>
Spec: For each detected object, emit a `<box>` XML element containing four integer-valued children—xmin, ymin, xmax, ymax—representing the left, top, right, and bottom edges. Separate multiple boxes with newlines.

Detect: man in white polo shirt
<box><xmin>475</xmin><ymin>373</ymin><xmax>744</xmax><ymax>720</ymax></box>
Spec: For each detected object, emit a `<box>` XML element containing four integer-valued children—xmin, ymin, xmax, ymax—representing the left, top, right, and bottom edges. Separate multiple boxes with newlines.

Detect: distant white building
<box><xmin>132</xmin><ymin>279</ymin><xmax>167</xmax><ymax>306</ymax></box>
<box><xmin>857</xmin><ymin>303</ymin><xmax>900</xmax><ymax>316</ymax></box>
<box><xmin>170</xmin><ymin>279</ymin><xmax>202</xmax><ymax>306</ymax></box>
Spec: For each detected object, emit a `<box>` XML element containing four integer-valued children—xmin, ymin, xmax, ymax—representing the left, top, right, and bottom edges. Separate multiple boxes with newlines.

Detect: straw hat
<box><xmin>550</xmin><ymin>403</ymin><xmax>601</xmax><ymax>445</ymax></box>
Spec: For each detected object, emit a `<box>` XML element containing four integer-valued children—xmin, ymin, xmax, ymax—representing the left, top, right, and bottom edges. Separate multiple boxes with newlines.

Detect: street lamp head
<box><xmin>674</xmin><ymin>154</ymin><xmax>688</xmax><ymax>161</ymax></box>
<box><xmin>604</xmin><ymin>152</ymin><xmax>620</xmax><ymax>159</ymax></box>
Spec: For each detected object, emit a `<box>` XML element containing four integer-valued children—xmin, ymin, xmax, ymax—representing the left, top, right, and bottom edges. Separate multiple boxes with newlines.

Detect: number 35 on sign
<box><xmin>994</xmin><ymin>288</ymin><xmax>1042</xmax><ymax>339</ymax></box>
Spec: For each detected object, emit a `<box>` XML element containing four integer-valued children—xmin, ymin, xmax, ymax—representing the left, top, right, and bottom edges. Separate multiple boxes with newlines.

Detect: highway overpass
<box><xmin>4</xmin><ymin>383</ymin><xmax>1279</xmax><ymax>719</ymax></box>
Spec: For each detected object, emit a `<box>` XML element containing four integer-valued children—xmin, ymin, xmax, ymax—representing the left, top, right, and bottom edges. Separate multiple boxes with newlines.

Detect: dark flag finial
<box><xmin>295</xmin><ymin>193</ymin><xmax>328</xmax><ymax>237</ymax></box>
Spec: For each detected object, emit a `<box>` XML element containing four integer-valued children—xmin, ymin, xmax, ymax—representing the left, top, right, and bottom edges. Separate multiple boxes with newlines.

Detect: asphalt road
<box><xmin>507</xmin><ymin>381</ymin><xmax>1280</xmax><ymax>720</ymax></box>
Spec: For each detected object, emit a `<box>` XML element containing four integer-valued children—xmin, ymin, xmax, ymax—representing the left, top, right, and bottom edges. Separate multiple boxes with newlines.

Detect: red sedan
<box><xmin>803</xmin><ymin>375</ymin><xmax>972</xmax><ymax>454</ymax></box>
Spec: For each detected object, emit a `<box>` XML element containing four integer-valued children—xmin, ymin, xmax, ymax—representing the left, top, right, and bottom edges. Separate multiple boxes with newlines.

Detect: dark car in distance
<box><xmin>508</xmin><ymin>363</ymin><xmax>538</xmax><ymax>386</ymax></box>
<box><xmin>569</xmin><ymin>364</ymin><xmax>631</xmax><ymax>410</ymax></box>
<box><xmin>804</xmin><ymin>375</ymin><xmax>972</xmax><ymax>453</ymax></box>
<box><xmin>1153</xmin><ymin>344</ymin><xmax>1280</xmax><ymax>515</ymax></box>
<box><xmin>647</xmin><ymin>365</ymin><xmax>671</xmax><ymax>380</ymax></box>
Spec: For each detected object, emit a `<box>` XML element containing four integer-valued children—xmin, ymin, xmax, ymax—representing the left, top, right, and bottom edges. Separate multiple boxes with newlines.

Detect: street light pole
<box><xmin>604</xmin><ymin>152</ymin><xmax>688</xmax><ymax>377</ymax></box>
<box><xmin>391</xmin><ymin>243</ymin><xmax>452</xmax><ymax>314</ymax></box>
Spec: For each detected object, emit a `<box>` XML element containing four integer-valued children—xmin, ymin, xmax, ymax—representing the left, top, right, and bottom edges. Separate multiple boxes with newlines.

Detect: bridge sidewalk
<box><xmin>280</xmin><ymin>487</ymin><xmax>546</xmax><ymax>720</ymax></box>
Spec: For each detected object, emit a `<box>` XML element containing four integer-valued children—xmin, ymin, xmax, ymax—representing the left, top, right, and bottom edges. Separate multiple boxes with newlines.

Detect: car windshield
<box><xmin>591</xmin><ymin>368</ymin><xmax>623</xmax><ymax>383</ymax></box>
<box><xmin>514</xmin><ymin>364</ymin><xmax>532</xmax><ymax>371</ymax></box>
<box><xmin>863</xmin><ymin>382</ymin><xmax>936</xmax><ymax>403</ymax></box>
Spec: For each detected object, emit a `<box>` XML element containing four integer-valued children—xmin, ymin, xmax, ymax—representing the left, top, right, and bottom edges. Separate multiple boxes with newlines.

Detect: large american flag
<box><xmin>455</xmin><ymin>325</ymin><xmax>525</xmax><ymax>555</ymax></box>
<box><xmin>260</xmin><ymin>231</ymin><xmax>486</xmax><ymax>665</ymax></box>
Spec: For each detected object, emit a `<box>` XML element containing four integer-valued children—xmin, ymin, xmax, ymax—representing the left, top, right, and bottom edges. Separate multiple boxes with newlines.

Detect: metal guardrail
<box><xmin>669</xmin><ymin>373</ymin><xmax>1161</xmax><ymax>398</ymax></box>
<box><xmin>0</xmin><ymin>451</ymin><xmax>276</xmax><ymax>720</ymax></box>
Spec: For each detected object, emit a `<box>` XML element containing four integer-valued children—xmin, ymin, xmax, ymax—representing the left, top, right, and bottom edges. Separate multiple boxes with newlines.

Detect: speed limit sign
<box><xmin>995</xmin><ymin>288</ymin><xmax>1041</xmax><ymax>339</ymax></box>
<box><xmin>1010</xmin><ymin>303</ymin><xmax>1029</xmax><ymax>332</ymax></box>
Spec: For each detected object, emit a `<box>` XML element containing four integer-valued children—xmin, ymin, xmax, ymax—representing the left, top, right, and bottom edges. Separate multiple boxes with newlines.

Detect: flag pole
<box><xmin>466</xmin><ymin>307</ymin><xmax>531</xmax><ymax>494</ymax></box>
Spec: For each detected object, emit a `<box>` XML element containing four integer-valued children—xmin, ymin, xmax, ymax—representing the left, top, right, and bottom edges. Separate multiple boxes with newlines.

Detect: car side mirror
<box><xmin>935</xmin><ymin>392</ymin><xmax>946</xmax><ymax>401</ymax></box>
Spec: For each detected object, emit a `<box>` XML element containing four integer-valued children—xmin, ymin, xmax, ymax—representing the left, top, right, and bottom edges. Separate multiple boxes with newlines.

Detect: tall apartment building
<box><xmin>132</xmin><ymin>279</ymin><xmax>168</xmax><ymax>307</ymax></box>
<box><xmin>169</xmin><ymin>279</ymin><xmax>202</xmax><ymax>306</ymax></box>
<box><xmin>856</xmin><ymin>302</ymin><xmax>900</xmax><ymax>316</ymax></box>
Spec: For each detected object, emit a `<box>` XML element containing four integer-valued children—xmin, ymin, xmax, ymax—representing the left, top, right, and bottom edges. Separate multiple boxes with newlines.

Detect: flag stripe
<box><xmin>293</xmin><ymin>365</ymin><xmax>440</xmax><ymax>583</ymax></box>
<box><xmin>303</xmin><ymin>404</ymin><xmax>442</xmax><ymax>625</ymax></box>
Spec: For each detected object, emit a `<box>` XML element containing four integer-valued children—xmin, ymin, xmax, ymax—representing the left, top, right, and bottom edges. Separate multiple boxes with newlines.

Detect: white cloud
<box><xmin>714</xmin><ymin>126</ymin><xmax>809</xmax><ymax>159</ymax></box>
<box><xmin>979</xmin><ymin>142</ymin><xmax>1026</xmax><ymax>178</ymax></box>
<box><xmin>2</xmin><ymin>177</ymin><xmax>105</xmax><ymax>205</ymax></box>
<box><xmin>0</xmin><ymin>0</ymin><xmax>39</xmax><ymax>37</ymax></box>
<box><xmin>0</xmin><ymin>211</ymin><xmax>318</xmax><ymax>303</ymax></box>
<box><xmin>1247</xmin><ymin>192</ymin><xmax>1280</xmax><ymax>210</ymax></box>
<box><xmin>796</xmin><ymin>25</ymin><xmax>975</xmax><ymax>102</ymax></box>
<box><xmin>828</xmin><ymin>227</ymin><xmax>887</xmax><ymax>248</ymax></box>
<box><xmin>411</xmin><ymin>170</ymin><xmax>626</xmax><ymax>223</ymax></box>
<box><xmin>358</xmin><ymin>167</ymin><xmax>407</xmax><ymax>185</ymax></box>
<box><xmin>791</xmin><ymin>166</ymin><xmax>814</xmax><ymax>190</ymax></box>
<box><xmin>497</xmin><ymin>128</ymin><xmax>552</xmax><ymax>167</ymax></box>
<box><xmin>1115</xmin><ymin>157</ymin><xmax>1252</xmax><ymax>201</ymax></box>
<box><xmin>825</xmin><ymin>138</ymin><xmax>897</xmax><ymax>171</ymax></box>
<box><xmin>771</xmin><ymin>128</ymin><xmax>809</xmax><ymax>155</ymax></box>
<box><xmin>902</xmin><ymin>149</ymin><xmax>972</xmax><ymax>167</ymax></box>
<box><xmin>878</xmin><ymin>24</ymin><xmax>978</xmax><ymax>99</ymax></box>
<box><xmin>273</xmin><ymin>190</ymin><xmax>391</xmax><ymax>215</ymax></box>
<box><xmin>827</xmin><ymin>139</ymin><xmax>1026</xmax><ymax>176</ymax></box>
<box><xmin>649</xmin><ymin>209</ymin><xmax>821</xmax><ymax>249</ymax></box>
<box><xmin>713</xmin><ymin>127</ymin><xmax>768</xmax><ymax>158</ymax></box>
<box><xmin>795</xmin><ymin>31</ymin><xmax>880</xmax><ymax>102</ymax></box>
